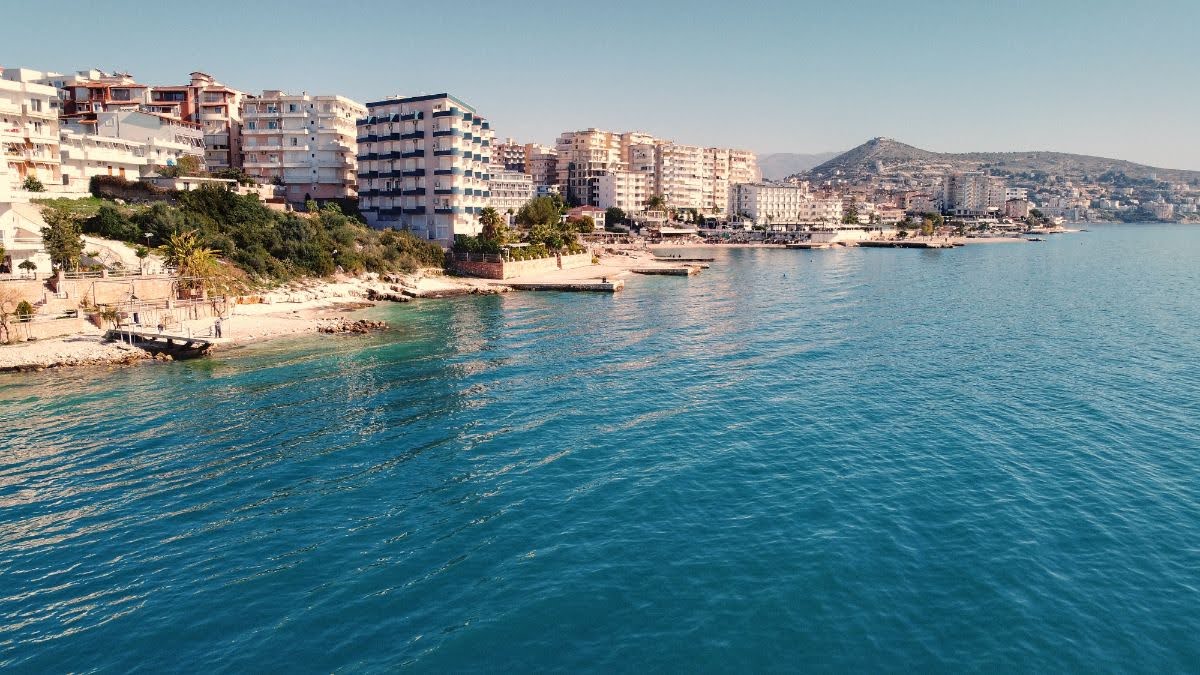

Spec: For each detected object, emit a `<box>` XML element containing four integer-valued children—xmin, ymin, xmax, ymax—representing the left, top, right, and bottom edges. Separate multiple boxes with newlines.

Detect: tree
<box><xmin>569</xmin><ymin>215</ymin><xmax>595</xmax><ymax>234</ymax></box>
<box><xmin>646</xmin><ymin>195</ymin><xmax>667</xmax><ymax>212</ymax></box>
<box><xmin>920</xmin><ymin>218</ymin><xmax>935</xmax><ymax>237</ymax></box>
<box><xmin>478</xmin><ymin>206</ymin><xmax>504</xmax><ymax>241</ymax></box>
<box><xmin>18</xmin><ymin>259</ymin><xmax>37</xmax><ymax>279</ymax></box>
<box><xmin>605</xmin><ymin>207</ymin><xmax>626</xmax><ymax>229</ymax></box>
<box><xmin>23</xmin><ymin>176</ymin><xmax>45</xmax><ymax>192</ymax></box>
<box><xmin>0</xmin><ymin>287</ymin><xmax>21</xmax><ymax>342</ymax></box>
<box><xmin>843</xmin><ymin>203</ymin><xmax>859</xmax><ymax>224</ymax></box>
<box><xmin>159</xmin><ymin>229</ymin><xmax>221</xmax><ymax>294</ymax></box>
<box><xmin>40</xmin><ymin>206</ymin><xmax>86</xmax><ymax>271</ymax></box>
<box><xmin>134</xmin><ymin>245</ymin><xmax>150</xmax><ymax>274</ymax></box>
<box><xmin>922</xmin><ymin>212</ymin><xmax>944</xmax><ymax>228</ymax></box>
<box><xmin>515</xmin><ymin>196</ymin><xmax>563</xmax><ymax>228</ymax></box>
<box><xmin>15</xmin><ymin>300</ymin><xmax>34</xmax><ymax>323</ymax></box>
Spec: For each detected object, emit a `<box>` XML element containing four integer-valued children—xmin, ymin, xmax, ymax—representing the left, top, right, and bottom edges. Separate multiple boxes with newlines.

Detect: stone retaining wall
<box><xmin>454</xmin><ymin>252</ymin><xmax>593</xmax><ymax>280</ymax></box>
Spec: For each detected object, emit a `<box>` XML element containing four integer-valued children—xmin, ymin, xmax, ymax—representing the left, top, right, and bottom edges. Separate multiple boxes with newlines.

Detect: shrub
<box><xmin>23</xmin><ymin>176</ymin><xmax>45</xmax><ymax>192</ymax></box>
<box><xmin>15</xmin><ymin>300</ymin><xmax>34</xmax><ymax>322</ymax></box>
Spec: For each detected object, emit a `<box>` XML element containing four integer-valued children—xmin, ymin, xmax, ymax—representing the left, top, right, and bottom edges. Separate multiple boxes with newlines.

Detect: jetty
<box><xmin>651</xmin><ymin>256</ymin><xmax>715</xmax><ymax>263</ymax></box>
<box><xmin>504</xmin><ymin>279</ymin><xmax>625</xmax><ymax>292</ymax></box>
<box><xmin>633</xmin><ymin>267</ymin><xmax>700</xmax><ymax>276</ymax></box>
<box><xmin>105</xmin><ymin>330</ymin><xmax>213</xmax><ymax>359</ymax></box>
<box><xmin>859</xmin><ymin>240</ymin><xmax>957</xmax><ymax>249</ymax></box>
<box><xmin>785</xmin><ymin>242</ymin><xmax>833</xmax><ymax>250</ymax></box>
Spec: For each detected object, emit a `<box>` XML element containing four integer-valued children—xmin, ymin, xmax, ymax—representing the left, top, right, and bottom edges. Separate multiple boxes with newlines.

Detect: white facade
<box><xmin>1</xmin><ymin>68</ymin><xmax>62</xmax><ymax>189</ymax></box>
<box><xmin>59</xmin><ymin>129</ymin><xmax>148</xmax><ymax>186</ymax></box>
<box><xmin>596</xmin><ymin>170</ymin><xmax>649</xmax><ymax>212</ymax></box>
<box><xmin>241</xmin><ymin>91</ymin><xmax>365</xmax><ymax>203</ymax></box>
<box><xmin>487</xmin><ymin>170</ymin><xmax>534</xmax><ymax>214</ymax></box>
<box><xmin>942</xmin><ymin>172</ymin><xmax>1006</xmax><ymax>215</ymax></box>
<box><xmin>730</xmin><ymin>182</ymin><xmax>843</xmax><ymax>226</ymax></box>
<box><xmin>358</xmin><ymin>93</ymin><xmax>495</xmax><ymax>243</ymax></box>
<box><xmin>80</xmin><ymin>110</ymin><xmax>203</xmax><ymax>171</ymax></box>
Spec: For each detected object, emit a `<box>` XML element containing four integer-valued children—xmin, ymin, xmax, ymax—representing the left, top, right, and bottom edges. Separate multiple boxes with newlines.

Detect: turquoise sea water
<box><xmin>2</xmin><ymin>224</ymin><xmax>1198</xmax><ymax>672</ymax></box>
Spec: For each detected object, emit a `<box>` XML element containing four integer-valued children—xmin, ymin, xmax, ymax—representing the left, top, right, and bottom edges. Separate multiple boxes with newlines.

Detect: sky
<box><xmin>5</xmin><ymin>0</ymin><xmax>1199</xmax><ymax>169</ymax></box>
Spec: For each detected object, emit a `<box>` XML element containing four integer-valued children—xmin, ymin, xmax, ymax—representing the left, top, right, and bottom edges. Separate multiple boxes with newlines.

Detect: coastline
<box><xmin>0</xmin><ymin>249</ymin><xmax>672</xmax><ymax>374</ymax></box>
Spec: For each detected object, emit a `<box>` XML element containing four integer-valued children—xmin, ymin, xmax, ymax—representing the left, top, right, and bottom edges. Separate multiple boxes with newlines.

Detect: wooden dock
<box><xmin>105</xmin><ymin>330</ymin><xmax>214</xmax><ymax>359</ymax></box>
<box><xmin>785</xmin><ymin>242</ymin><xmax>832</xmax><ymax>250</ymax></box>
<box><xmin>651</xmin><ymin>257</ymin><xmax>715</xmax><ymax>262</ymax></box>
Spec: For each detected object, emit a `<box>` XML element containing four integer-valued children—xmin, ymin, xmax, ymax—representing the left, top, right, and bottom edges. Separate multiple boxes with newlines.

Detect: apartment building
<box><xmin>1</xmin><ymin>68</ymin><xmax>62</xmax><ymax>188</ymax></box>
<box><xmin>729</xmin><ymin>182</ymin><xmax>844</xmax><ymax>226</ymax></box>
<box><xmin>74</xmin><ymin>110</ymin><xmax>203</xmax><ymax>172</ymax></box>
<box><xmin>490</xmin><ymin>138</ymin><xmax>526</xmax><ymax>172</ymax></box>
<box><xmin>524</xmin><ymin>143</ymin><xmax>557</xmax><ymax>191</ymax></box>
<box><xmin>357</xmin><ymin>93</ymin><xmax>494</xmax><ymax>243</ymax></box>
<box><xmin>555</xmin><ymin>128</ymin><xmax>623</xmax><ymax>205</ymax></box>
<box><xmin>59</xmin><ymin>129</ymin><xmax>147</xmax><ymax>185</ymax></box>
<box><xmin>941</xmin><ymin>172</ymin><xmax>1006</xmax><ymax>216</ymax></box>
<box><xmin>487</xmin><ymin>170</ymin><xmax>534</xmax><ymax>216</ymax></box>
<box><xmin>596</xmin><ymin>170</ymin><xmax>649</xmax><ymax>212</ymax></box>
<box><xmin>151</xmin><ymin>72</ymin><xmax>250</xmax><ymax>171</ymax></box>
<box><xmin>241</xmin><ymin>91</ymin><xmax>365</xmax><ymax>204</ymax></box>
<box><xmin>53</xmin><ymin>70</ymin><xmax>149</xmax><ymax>118</ymax></box>
<box><xmin>655</xmin><ymin>143</ymin><xmax>706</xmax><ymax>211</ymax></box>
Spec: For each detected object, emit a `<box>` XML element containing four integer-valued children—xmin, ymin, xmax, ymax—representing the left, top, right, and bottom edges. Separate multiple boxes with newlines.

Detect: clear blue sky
<box><xmin>6</xmin><ymin>0</ymin><xmax>1198</xmax><ymax>169</ymax></box>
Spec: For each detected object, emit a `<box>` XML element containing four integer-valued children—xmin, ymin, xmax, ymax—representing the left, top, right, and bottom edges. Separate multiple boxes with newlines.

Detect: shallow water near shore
<box><xmin>2</xmin><ymin>224</ymin><xmax>1198</xmax><ymax>671</ymax></box>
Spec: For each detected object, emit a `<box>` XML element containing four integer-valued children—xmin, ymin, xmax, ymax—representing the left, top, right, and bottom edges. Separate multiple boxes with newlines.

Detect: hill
<box><xmin>805</xmin><ymin>137</ymin><xmax>1200</xmax><ymax>185</ymax></box>
<box><xmin>758</xmin><ymin>152</ymin><xmax>842</xmax><ymax>180</ymax></box>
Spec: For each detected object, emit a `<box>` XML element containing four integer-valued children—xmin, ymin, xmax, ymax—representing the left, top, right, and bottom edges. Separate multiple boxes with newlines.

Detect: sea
<box><xmin>1</xmin><ymin>224</ymin><xmax>1197</xmax><ymax>672</ymax></box>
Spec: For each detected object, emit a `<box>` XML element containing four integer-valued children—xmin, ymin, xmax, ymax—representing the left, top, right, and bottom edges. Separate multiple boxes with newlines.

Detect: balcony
<box><xmin>400</xmin><ymin>131</ymin><xmax>424</xmax><ymax>141</ymax></box>
<box><xmin>400</xmin><ymin>150</ymin><xmax>425</xmax><ymax>159</ymax></box>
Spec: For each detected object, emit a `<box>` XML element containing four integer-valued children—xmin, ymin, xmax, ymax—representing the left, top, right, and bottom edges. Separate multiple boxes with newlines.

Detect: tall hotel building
<box><xmin>241</xmin><ymin>91</ymin><xmax>365</xmax><ymax>204</ymax></box>
<box><xmin>357</xmin><ymin>94</ymin><xmax>494</xmax><ymax>243</ymax></box>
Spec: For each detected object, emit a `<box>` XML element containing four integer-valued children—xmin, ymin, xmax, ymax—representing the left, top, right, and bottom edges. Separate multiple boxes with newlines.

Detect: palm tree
<box><xmin>478</xmin><ymin>207</ymin><xmax>504</xmax><ymax>241</ymax></box>
<box><xmin>645</xmin><ymin>195</ymin><xmax>667</xmax><ymax>213</ymax></box>
<box><xmin>159</xmin><ymin>230</ymin><xmax>220</xmax><ymax>295</ymax></box>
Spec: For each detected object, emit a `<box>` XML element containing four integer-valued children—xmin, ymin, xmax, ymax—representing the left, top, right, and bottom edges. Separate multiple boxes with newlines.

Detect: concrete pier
<box><xmin>504</xmin><ymin>279</ymin><xmax>625</xmax><ymax>292</ymax></box>
<box><xmin>632</xmin><ymin>267</ymin><xmax>700</xmax><ymax>276</ymax></box>
<box><xmin>859</xmin><ymin>240</ymin><xmax>956</xmax><ymax>249</ymax></box>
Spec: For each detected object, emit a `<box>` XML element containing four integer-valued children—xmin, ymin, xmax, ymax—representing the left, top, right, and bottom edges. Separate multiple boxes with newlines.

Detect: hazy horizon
<box><xmin>5</xmin><ymin>0</ymin><xmax>1198</xmax><ymax>171</ymax></box>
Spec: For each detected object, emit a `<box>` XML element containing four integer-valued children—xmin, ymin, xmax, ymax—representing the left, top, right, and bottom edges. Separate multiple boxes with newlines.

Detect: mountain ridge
<box><xmin>803</xmin><ymin>137</ymin><xmax>1200</xmax><ymax>184</ymax></box>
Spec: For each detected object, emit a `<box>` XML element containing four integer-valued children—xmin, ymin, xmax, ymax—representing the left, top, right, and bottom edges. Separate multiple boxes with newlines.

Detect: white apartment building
<box><xmin>655</xmin><ymin>143</ymin><xmax>706</xmax><ymax>210</ymax></box>
<box><xmin>1</xmin><ymin>68</ymin><xmax>62</xmax><ymax>188</ymax></box>
<box><xmin>596</xmin><ymin>170</ymin><xmax>650</xmax><ymax>212</ymax></box>
<box><xmin>79</xmin><ymin>110</ymin><xmax>203</xmax><ymax>171</ymax></box>
<box><xmin>941</xmin><ymin>172</ymin><xmax>1006</xmax><ymax>216</ymax></box>
<box><xmin>490</xmin><ymin>138</ymin><xmax>526</xmax><ymax>172</ymax></box>
<box><xmin>59</xmin><ymin>129</ymin><xmax>148</xmax><ymax>185</ymax></box>
<box><xmin>555</xmin><ymin>128</ymin><xmax>623</xmax><ymax>205</ymax></box>
<box><xmin>358</xmin><ymin>93</ymin><xmax>495</xmax><ymax>243</ymax></box>
<box><xmin>0</xmin><ymin>159</ymin><xmax>52</xmax><ymax>276</ymax></box>
<box><xmin>524</xmin><ymin>143</ymin><xmax>557</xmax><ymax>190</ymax></box>
<box><xmin>730</xmin><ymin>182</ymin><xmax>844</xmax><ymax>226</ymax></box>
<box><xmin>487</xmin><ymin>170</ymin><xmax>534</xmax><ymax>216</ymax></box>
<box><xmin>241</xmin><ymin>91</ymin><xmax>365</xmax><ymax>204</ymax></box>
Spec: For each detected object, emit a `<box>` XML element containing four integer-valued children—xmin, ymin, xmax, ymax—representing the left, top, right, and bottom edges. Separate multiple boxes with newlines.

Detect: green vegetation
<box><xmin>156</xmin><ymin>155</ymin><xmax>203</xmax><ymax>178</ymax></box>
<box><xmin>22</xmin><ymin>176</ymin><xmax>45</xmax><ymax>192</ymax></box>
<box><xmin>605</xmin><ymin>207</ymin><xmax>626</xmax><ymax>229</ymax></box>
<box><xmin>455</xmin><ymin>195</ymin><xmax>585</xmax><ymax>259</ymax></box>
<box><xmin>842</xmin><ymin>203</ymin><xmax>859</xmax><ymax>224</ymax></box>
<box><xmin>40</xmin><ymin>187</ymin><xmax>445</xmax><ymax>284</ymax></box>
<box><xmin>40</xmin><ymin>208</ymin><xmax>86</xmax><ymax>271</ymax></box>
<box><xmin>515</xmin><ymin>194</ymin><xmax>566</xmax><ymax>228</ymax></box>
<box><xmin>14</xmin><ymin>300</ymin><xmax>34</xmax><ymax>322</ymax></box>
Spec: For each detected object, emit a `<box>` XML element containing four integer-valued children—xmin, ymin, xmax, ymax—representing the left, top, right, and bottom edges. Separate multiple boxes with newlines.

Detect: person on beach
<box><xmin>214</xmin><ymin>317</ymin><xmax>222</xmax><ymax>338</ymax></box>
